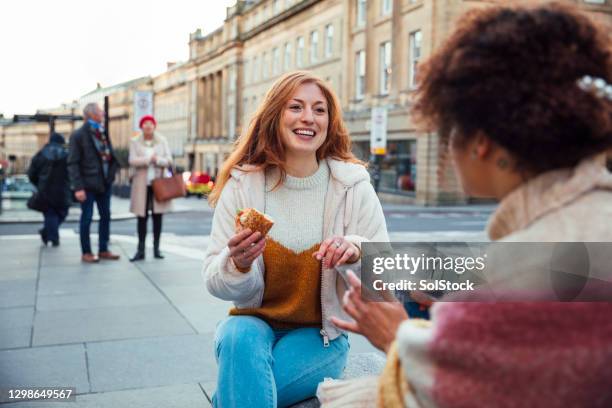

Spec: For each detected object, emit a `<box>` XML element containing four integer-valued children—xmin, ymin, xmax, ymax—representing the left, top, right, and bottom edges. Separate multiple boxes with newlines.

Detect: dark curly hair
<box><xmin>412</xmin><ymin>2</ymin><xmax>612</xmax><ymax>174</ymax></box>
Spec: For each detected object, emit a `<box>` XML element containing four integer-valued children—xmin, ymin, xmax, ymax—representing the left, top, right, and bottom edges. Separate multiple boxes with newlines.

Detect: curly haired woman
<box><xmin>320</xmin><ymin>3</ymin><xmax>612</xmax><ymax>407</ymax></box>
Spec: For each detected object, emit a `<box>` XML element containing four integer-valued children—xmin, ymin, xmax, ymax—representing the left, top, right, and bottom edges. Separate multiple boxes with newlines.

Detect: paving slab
<box><xmin>174</xmin><ymin>302</ymin><xmax>228</xmax><ymax>335</ymax></box>
<box><xmin>0</xmin><ymin>327</ymin><xmax>31</xmax><ymax>350</ymax></box>
<box><xmin>32</xmin><ymin>304</ymin><xmax>195</xmax><ymax>346</ymax></box>
<box><xmin>128</xmin><ymin>251</ymin><xmax>201</xmax><ymax>264</ymax></box>
<box><xmin>0</xmin><ymin>307</ymin><xmax>34</xmax><ymax>329</ymax></box>
<box><xmin>1</xmin><ymin>258</ymin><xmax>39</xmax><ymax>272</ymax></box>
<box><xmin>0</xmin><ymin>384</ymin><xmax>210</xmax><ymax>408</ymax></box>
<box><xmin>142</xmin><ymin>267</ymin><xmax>205</xmax><ymax>287</ymax></box>
<box><xmin>37</xmin><ymin>263</ymin><xmax>134</xmax><ymax>279</ymax></box>
<box><xmin>156</xmin><ymin>285</ymin><xmax>228</xmax><ymax>335</ymax></box>
<box><xmin>0</xmin><ymin>344</ymin><xmax>89</xmax><ymax>402</ymax></box>
<box><xmin>39</xmin><ymin>247</ymin><xmax>128</xmax><ymax>267</ymax></box>
<box><xmin>0</xmin><ymin>267</ymin><xmax>38</xmax><ymax>282</ymax></box>
<box><xmin>37</xmin><ymin>272</ymin><xmax>149</xmax><ymax>296</ymax></box>
<box><xmin>36</xmin><ymin>286</ymin><xmax>167</xmax><ymax>312</ymax></box>
<box><xmin>0</xmin><ymin>305</ymin><xmax>35</xmax><ymax>350</ymax></box>
<box><xmin>201</xmin><ymin>381</ymin><xmax>216</xmax><ymax>402</ymax></box>
<box><xmin>157</xmin><ymin>285</ymin><xmax>210</xmax><ymax>305</ymax></box>
<box><xmin>86</xmin><ymin>334</ymin><xmax>217</xmax><ymax>392</ymax></box>
<box><xmin>0</xmin><ymin>280</ymin><xmax>36</xmax><ymax>308</ymax></box>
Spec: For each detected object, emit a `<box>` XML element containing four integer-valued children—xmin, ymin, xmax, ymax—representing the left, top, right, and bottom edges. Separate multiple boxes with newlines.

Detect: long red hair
<box><xmin>209</xmin><ymin>71</ymin><xmax>362</xmax><ymax>207</ymax></box>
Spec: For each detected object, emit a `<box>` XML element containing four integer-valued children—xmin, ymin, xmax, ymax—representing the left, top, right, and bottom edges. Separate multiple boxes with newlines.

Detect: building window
<box><xmin>229</xmin><ymin>65</ymin><xmax>236</xmax><ymax>91</ymax></box>
<box><xmin>244</xmin><ymin>59</ymin><xmax>250</xmax><ymax>85</ymax></box>
<box><xmin>262</xmin><ymin>51</ymin><xmax>268</xmax><ymax>78</ymax></box>
<box><xmin>381</xmin><ymin>0</ymin><xmax>392</xmax><ymax>15</ymax></box>
<box><xmin>355</xmin><ymin>50</ymin><xmax>366</xmax><ymax>100</ymax></box>
<box><xmin>228</xmin><ymin>103</ymin><xmax>236</xmax><ymax>139</ymax></box>
<box><xmin>296</xmin><ymin>36</ymin><xmax>305</xmax><ymax>67</ymax></box>
<box><xmin>272</xmin><ymin>47</ymin><xmax>280</xmax><ymax>75</ymax></box>
<box><xmin>310</xmin><ymin>30</ymin><xmax>319</xmax><ymax>64</ymax></box>
<box><xmin>252</xmin><ymin>56</ymin><xmax>259</xmax><ymax>82</ymax></box>
<box><xmin>243</xmin><ymin>97</ymin><xmax>249</xmax><ymax>120</ymax></box>
<box><xmin>379</xmin><ymin>41</ymin><xmax>391</xmax><ymax>95</ymax></box>
<box><xmin>325</xmin><ymin>24</ymin><xmax>334</xmax><ymax>58</ymax></box>
<box><xmin>354</xmin><ymin>140</ymin><xmax>418</xmax><ymax>193</ymax></box>
<box><xmin>409</xmin><ymin>30</ymin><xmax>422</xmax><ymax>88</ymax></box>
<box><xmin>283</xmin><ymin>42</ymin><xmax>292</xmax><ymax>71</ymax></box>
<box><xmin>357</xmin><ymin>0</ymin><xmax>367</xmax><ymax>27</ymax></box>
<box><xmin>273</xmin><ymin>0</ymin><xmax>281</xmax><ymax>14</ymax></box>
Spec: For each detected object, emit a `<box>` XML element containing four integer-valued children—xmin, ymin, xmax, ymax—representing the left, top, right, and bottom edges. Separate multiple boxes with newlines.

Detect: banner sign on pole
<box><xmin>133</xmin><ymin>91</ymin><xmax>154</xmax><ymax>132</ymax></box>
<box><xmin>370</xmin><ymin>107</ymin><xmax>387</xmax><ymax>155</ymax></box>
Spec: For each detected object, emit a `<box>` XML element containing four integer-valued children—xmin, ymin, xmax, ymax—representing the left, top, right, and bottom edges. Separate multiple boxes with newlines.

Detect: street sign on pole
<box><xmin>370</xmin><ymin>107</ymin><xmax>387</xmax><ymax>155</ymax></box>
<box><xmin>133</xmin><ymin>91</ymin><xmax>154</xmax><ymax>132</ymax></box>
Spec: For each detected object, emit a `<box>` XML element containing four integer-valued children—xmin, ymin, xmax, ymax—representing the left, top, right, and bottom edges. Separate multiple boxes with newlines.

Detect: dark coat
<box><xmin>67</xmin><ymin>122</ymin><xmax>119</xmax><ymax>193</ymax></box>
<box><xmin>27</xmin><ymin>133</ymin><xmax>72</xmax><ymax>209</ymax></box>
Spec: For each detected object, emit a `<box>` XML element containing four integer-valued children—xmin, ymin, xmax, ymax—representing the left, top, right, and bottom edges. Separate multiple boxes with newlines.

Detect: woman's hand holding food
<box><xmin>314</xmin><ymin>236</ymin><xmax>360</xmax><ymax>268</ymax></box>
<box><xmin>228</xmin><ymin>229</ymin><xmax>266</xmax><ymax>272</ymax></box>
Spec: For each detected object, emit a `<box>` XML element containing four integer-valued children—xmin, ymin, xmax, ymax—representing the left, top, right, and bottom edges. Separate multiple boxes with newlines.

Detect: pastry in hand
<box><xmin>235</xmin><ymin>208</ymin><xmax>274</xmax><ymax>236</ymax></box>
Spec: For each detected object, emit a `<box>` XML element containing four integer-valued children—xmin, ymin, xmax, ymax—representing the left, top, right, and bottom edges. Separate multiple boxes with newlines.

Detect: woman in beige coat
<box><xmin>128</xmin><ymin>115</ymin><xmax>173</xmax><ymax>261</ymax></box>
<box><xmin>319</xmin><ymin>3</ymin><xmax>612</xmax><ymax>407</ymax></box>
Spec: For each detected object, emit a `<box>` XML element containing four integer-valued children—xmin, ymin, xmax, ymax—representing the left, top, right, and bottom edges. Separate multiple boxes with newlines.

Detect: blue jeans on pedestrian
<box><xmin>79</xmin><ymin>187</ymin><xmax>112</xmax><ymax>254</ymax></box>
<box><xmin>43</xmin><ymin>207</ymin><xmax>68</xmax><ymax>244</ymax></box>
<box><xmin>213</xmin><ymin>316</ymin><xmax>349</xmax><ymax>408</ymax></box>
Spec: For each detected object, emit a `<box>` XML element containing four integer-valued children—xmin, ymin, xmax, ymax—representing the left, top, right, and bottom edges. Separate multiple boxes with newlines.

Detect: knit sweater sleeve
<box><xmin>202</xmin><ymin>178</ymin><xmax>264</xmax><ymax>304</ymax></box>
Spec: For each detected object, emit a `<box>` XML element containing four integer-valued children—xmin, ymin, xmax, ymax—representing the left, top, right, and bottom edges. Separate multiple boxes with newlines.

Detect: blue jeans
<box><xmin>43</xmin><ymin>207</ymin><xmax>68</xmax><ymax>244</ymax></box>
<box><xmin>79</xmin><ymin>187</ymin><xmax>112</xmax><ymax>254</ymax></box>
<box><xmin>213</xmin><ymin>316</ymin><xmax>349</xmax><ymax>408</ymax></box>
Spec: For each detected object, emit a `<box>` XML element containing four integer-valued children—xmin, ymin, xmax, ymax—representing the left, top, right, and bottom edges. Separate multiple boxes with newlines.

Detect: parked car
<box><xmin>183</xmin><ymin>171</ymin><xmax>214</xmax><ymax>197</ymax></box>
<box><xmin>2</xmin><ymin>175</ymin><xmax>36</xmax><ymax>199</ymax></box>
<box><xmin>4</xmin><ymin>175</ymin><xmax>36</xmax><ymax>192</ymax></box>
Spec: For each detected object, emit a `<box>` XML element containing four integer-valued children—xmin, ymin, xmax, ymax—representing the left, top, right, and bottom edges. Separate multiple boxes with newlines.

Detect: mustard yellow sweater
<box><xmin>230</xmin><ymin>163</ymin><xmax>329</xmax><ymax>328</ymax></box>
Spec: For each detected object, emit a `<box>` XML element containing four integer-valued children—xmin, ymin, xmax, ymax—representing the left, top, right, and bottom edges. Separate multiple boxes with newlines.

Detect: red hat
<box><xmin>139</xmin><ymin>115</ymin><xmax>157</xmax><ymax>128</ymax></box>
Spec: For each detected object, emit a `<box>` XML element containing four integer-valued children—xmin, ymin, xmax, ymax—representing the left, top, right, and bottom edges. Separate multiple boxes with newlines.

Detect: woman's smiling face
<box><xmin>280</xmin><ymin>82</ymin><xmax>329</xmax><ymax>158</ymax></box>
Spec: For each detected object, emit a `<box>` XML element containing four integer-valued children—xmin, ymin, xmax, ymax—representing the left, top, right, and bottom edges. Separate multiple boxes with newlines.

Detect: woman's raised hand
<box><xmin>331</xmin><ymin>270</ymin><xmax>409</xmax><ymax>353</ymax></box>
<box><xmin>313</xmin><ymin>236</ymin><xmax>360</xmax><ymax>268</ymax></box>
<box><xmin>228</xmin><ymin>229</ymin><xmax>266</xmax><ymax>271</ymax></box>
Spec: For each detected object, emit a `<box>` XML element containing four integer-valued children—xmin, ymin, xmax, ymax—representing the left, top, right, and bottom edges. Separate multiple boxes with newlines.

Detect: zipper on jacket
<box><xmin>320</xmin><ymin>329</ymin><xmax>330</xmax><ymax>347</ymax></box>
<box><xmin>320</xmin><ymin>261</ymin><xmax>330</xmax><ymax>348</ymax></box>
<box><xmin>319</xmin><ymin>185</ymin><xmax>349</xmax><ymax>348</ymax></box>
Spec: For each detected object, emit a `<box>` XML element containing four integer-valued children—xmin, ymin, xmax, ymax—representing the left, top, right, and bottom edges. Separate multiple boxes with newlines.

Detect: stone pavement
<box><xmin>0</xmin><ymin>233</ymin><xmax>384</xmax><ymax>407</ymax></box>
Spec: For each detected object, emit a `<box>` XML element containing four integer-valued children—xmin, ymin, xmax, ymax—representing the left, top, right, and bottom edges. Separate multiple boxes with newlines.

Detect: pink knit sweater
<box><xmin>397</xmin><ymin>157</ymin><xmax>612</xmax><ymax>408</ymax></box>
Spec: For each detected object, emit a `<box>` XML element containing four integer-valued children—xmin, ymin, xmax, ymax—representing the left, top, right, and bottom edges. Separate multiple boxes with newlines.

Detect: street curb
<box><xmin>0</xmin><ymin>213</ymin><xmax>136</xmax><ymax>225</ymax></box>
<box><xmin>0</xmin><ymin>209</ymin><xmax>205</xmax><ymax>225</ymax></box>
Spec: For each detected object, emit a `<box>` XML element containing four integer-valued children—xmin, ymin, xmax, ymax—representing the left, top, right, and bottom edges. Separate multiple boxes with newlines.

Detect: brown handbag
<box><xmin>151</xmin><ymin>167</ymin><xmax>186</xmax><ymax>202</ymax></box>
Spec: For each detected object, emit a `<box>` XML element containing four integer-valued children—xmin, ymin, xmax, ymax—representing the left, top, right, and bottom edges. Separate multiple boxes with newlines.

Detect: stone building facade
<box><xmin>181</xmin><ymin>0</ymin><xmax>611</xmax><ymax>204</ymax></box>
<box><xmin>0</xmin><ymin>105</ymin><xmax>80</xmax><ymax>174</ymax></box>
<box><xmin>153</xmin><ymin>63</ymin><xmax>191</xmax><ymax>169</ymax></box>
<box><xmin>2</xmin><ymin>0</ymin><xmax>610</xmax><ymax>202</ymax></box>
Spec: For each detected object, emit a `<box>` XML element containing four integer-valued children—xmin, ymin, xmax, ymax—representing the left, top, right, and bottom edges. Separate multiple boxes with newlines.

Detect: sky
<box><xmin>0</xmin><ymin>0</ymin><xmax>235</xmax><ymax>117</ymax></box>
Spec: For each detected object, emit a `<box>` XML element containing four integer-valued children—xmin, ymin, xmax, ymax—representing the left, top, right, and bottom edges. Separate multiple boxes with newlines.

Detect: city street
<box><xmin>0</xmin><ymin>199</ymin><xmax>493</xmax><ymax>239</ymax></box>
<box><xmin>0</xmin><ymin>197</ymin><xmax>493</xmax><ymax>407</ymax></box>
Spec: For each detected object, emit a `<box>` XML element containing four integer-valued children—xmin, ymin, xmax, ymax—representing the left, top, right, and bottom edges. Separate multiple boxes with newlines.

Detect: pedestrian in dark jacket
<box><xmin>28</xmin><ymin>132</ymin><xmax>72</xmax><ymax>246</ymax></box>
<box><xmin>67</xmin><ymin>102</ymin><xmax>121</xmax><ymax>263</ymax></box>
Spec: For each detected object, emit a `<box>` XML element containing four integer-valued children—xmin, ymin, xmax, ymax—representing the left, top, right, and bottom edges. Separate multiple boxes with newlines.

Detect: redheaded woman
<box><xmin>203</xmin><ymin>71</ymin><xmax>389</xmax><ymax>407</ymax></box>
